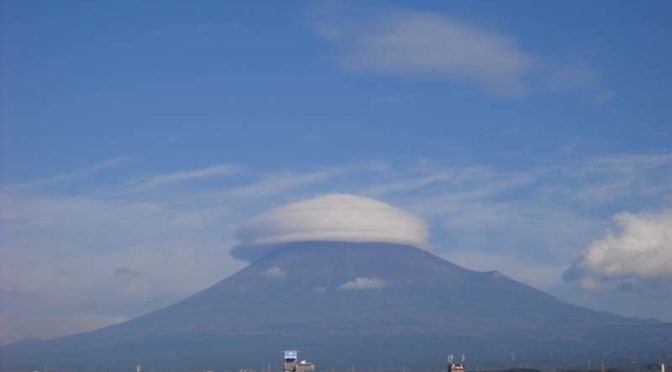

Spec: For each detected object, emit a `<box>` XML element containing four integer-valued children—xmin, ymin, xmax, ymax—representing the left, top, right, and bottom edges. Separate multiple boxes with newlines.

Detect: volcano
<box><xmin>2</xmin><ymin>241</ymin><xmax>671</xmax><ymax>370</ymax></box>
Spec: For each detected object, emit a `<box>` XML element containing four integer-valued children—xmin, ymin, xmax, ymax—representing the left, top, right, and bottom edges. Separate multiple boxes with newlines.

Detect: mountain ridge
<box><xmin>2</xmin><ymin>241</ymin><xmax>670</xmax><ymax>370</ymax></box>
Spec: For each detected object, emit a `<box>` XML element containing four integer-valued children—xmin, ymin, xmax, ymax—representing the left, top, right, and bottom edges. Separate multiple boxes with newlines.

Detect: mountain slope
<box><xmin>2</xmin><ymin>242</ymin><xmax>671</xmax><ymax>370</ymax></box>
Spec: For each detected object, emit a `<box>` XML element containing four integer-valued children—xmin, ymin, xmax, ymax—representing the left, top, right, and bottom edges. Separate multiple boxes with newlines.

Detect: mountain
<box><xmin>2</xmin><ymin>242</ymin><xmax>671</xmax><ymax>371</ymax></box>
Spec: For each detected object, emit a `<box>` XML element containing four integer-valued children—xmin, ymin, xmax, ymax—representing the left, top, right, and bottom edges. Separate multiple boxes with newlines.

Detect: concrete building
<box><xmin>283</xmin><ymin>351</ymin><xmax>298</xmax><ymax>372</ymax></box>
<box><xmin>448</xmin><ymin>354</ymin><xmax>465</xmax><ymax>372</ymax></box>
<box><xmin>295</xmin><ymin>360</ymin><xmax>315</xmax><ymax>372</ymax></box>
<box><xmin>283</xmin><ymin>351</ymin><xmax>315</xmax><ymax>372</ymax></box>
<box><xmin>448</xmin><ymin>363</ymin><xmax>465</xmax><ymax>372</ymax></box>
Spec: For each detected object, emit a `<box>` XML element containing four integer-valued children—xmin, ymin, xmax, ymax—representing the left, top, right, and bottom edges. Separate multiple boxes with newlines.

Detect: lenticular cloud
<box><xmin>231</xmin><ymin>194</ymin><xmax>429</xmax><ymax>261</ymax></box>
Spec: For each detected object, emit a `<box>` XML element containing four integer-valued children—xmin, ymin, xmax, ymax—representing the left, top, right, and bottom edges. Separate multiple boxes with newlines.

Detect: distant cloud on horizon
<box><xmin>564</xmin><ymin>210</ymin><xmax>672</xmax><ymax>291</ymax></box>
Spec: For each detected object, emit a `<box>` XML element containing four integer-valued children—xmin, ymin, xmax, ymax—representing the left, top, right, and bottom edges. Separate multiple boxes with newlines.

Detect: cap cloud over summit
<box><xmin>231</xmin><ymin>194</ymin><xmax>430</xmax><ymax>261</ymax></box>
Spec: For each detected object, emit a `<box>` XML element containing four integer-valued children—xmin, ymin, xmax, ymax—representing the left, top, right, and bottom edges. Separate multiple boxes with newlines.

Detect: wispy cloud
<box><xmin>546</xmin><ymin>61</ymin><xmax>615</xmax><ymax>104</ymax></box>
<box><xmin>313</xmin><ymin>6</ymin><xmax>613</xmax><ymax>101</ymax></box>
<box><xmin>317</xmin><ymin>10</ymin><xmax>534</xmax><ymax>95</ymax></box>
<box><xmin>213</xmin><ymin>166</ymin><xmax>364</xmax><ymax>203</ymax></box>
<box><xmin>0</xmin><ymin>162</ymin><xmax>369</xmax><ymax>343</ymax></box>
<box><xmin>1</xmin><ymin>152</ymin><xmax>671</xmax><ymax>343</ymax></box>
<box><xmin>548</xmin><ymin>61</ymin><xmax>598</xmax><ymax>92</ymax></box>
<box><xmin>6</xmin><ymin>157</ymin><xmax>129</xmax><ymax>190</ymax></box>
<box><xmin>130</xmin><ymin>164</ymin><xmax>239</xmax><ymax>192</ymax></box>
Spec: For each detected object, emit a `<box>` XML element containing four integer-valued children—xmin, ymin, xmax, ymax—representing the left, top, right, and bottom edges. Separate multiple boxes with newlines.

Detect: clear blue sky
<box><xmin>1</xmin><ymin>0</ymin><xmax>671</xmax><ymax>343</ymax></box>
<box><xmin>3</xmin><ymin>0</ymin><xmax>671</xmax><ymax>176</ymax></box>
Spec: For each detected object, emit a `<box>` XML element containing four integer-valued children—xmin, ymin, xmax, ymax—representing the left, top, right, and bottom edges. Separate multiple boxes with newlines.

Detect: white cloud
<box><xmin>592</xmin><ymin>89</ymin><xmax>616</xmax><ymax>105</ymax></box>
<box><xmin>130</xmin><ymin>164</ymin><xmax>238</xmax><ymax>192</ymax></box>
<box><xmin>546</xmin><ymin>61</ymin><xmax>614</xmax><ymax>104</ymax></box>
<box><xmin>564</xmin><ymin>210</ymin><xmax>672</xmax><ymax>290</ymax></box>
<box><xmin>314</xmin><ymin>7</ymin><xmax>618</xmax><ymax>101</ymax></box>
<box><xmin>8</xmin><ymin>157</ymin><xmax>129</xmax><ymax>190</ymax></box>
<box><xmin>259</xmin><ymin>266</ymin><xmax>287</xmax><ymax>278</ymax></box>
<box><xmin>318</xmin><ymin>10</ymin><xmax>534</xmax><ymax>95</ymax></box>
<box><xmin>232</xmin><ymin>194</ymin><xmax>430</xmax><ymax>261</ymax></box>
<box><xmin>218</xmin><ymin>167</ymin><xmax>351</xmax><ymax>200</ymax></box>
<box><xmin>548</xmin><ymin>62</ymin><xmax>598</xmax><ymax>92</ymax></box>
<box><xmin>337</xmin><ymin>277</ymin><xmax>387</xmax><ymax>291</ymax></box>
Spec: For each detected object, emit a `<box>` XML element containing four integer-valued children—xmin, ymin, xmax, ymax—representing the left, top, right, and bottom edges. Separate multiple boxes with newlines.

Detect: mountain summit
<box><xmin>2</xmin><ymin>241</ymin><xmax>671</xmax><ymax>370</ymax></box>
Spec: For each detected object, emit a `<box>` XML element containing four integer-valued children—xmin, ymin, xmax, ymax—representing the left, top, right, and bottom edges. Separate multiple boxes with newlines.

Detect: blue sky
<box><xmin>1</xmin><ymin>0</ymin><xmax>671</xmax><ymax>343</ymax></box>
